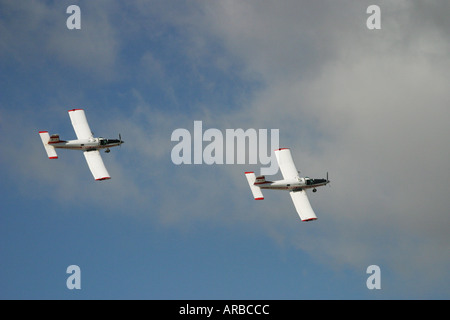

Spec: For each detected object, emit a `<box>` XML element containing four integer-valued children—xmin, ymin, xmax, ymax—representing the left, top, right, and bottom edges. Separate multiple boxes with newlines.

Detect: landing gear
<box><xmin>105</xmin><ymin>148</ymin><xmax>110</xmax><ymax>153</ymax></box>
<box><xmin>312</xmin><ymin>188</ymin><xmax>317</xmax><ymax>193</ymax></box>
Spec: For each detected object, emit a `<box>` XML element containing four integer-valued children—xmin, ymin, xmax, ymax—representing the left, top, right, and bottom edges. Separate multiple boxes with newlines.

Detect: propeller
<box><xmin>119</xmin><ymin>133</ymin><xmax>124</xmax><ymax>146</ymax></box>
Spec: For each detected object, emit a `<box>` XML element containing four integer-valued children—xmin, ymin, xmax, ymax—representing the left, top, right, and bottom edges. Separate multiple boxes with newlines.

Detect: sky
<box><xmin>1</xmin><ymin>0</ymin><xmax>449</xmax><ymax>300</ymax></box>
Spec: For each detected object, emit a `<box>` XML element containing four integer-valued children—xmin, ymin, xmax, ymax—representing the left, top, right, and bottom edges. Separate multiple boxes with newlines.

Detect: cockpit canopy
<box><xmin>306</xmin><ymin>177</ymin><xmax>327</xmax><ymax>186</ymax></box>
<box><xmin>100</xmin><ymin>138</ymin><xmax>122</xmax><ymax>146</ymax></box>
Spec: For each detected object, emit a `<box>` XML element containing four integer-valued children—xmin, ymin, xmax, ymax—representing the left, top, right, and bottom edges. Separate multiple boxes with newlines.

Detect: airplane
<box><xmin>38</xmin><ymin>108</ymin><xmax>124</xmax><ymax>181</ymax></box>
<box><xmin>245</xmin><ymin>148</ymin><xmax>329</xmax><ymax>221</ymax></box>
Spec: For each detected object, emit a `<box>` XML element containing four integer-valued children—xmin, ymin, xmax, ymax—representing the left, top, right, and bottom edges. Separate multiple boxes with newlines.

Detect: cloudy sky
<box><xmin>1</xmin><ymin>0</ymin><xmax>449</xmax><ymax>299</ymax></box>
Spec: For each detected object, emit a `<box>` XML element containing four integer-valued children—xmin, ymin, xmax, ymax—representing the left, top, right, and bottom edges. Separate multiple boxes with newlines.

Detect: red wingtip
<box><xmin>275</xmin><ymin>147</ymin><xmax>290</xmax><ymax>151</ymax></box>
<box><xmin>254</xmin><ymin>197</ymin><xmax>264</xmax><ymax>200</ymax></box>
<box><xmin>39</xmin><ymin>131</ymin><xmax>48</xmax><ymax>133</ymax></box>
<box><xmin>96</xmin><ymin>177</ymin><xmax>111</xmax><ymax>181</ymax></box>
<box><xmin>48</xmin><ymin>156</ymin><xmax>58</xmax><ymax>159</ymax></box>
<box><xmin>302</xmin><ymin>218</ymin><xmax>317</xmax><ymax>222</ymax></box>
<box><xmin>68</xmin><ymin>108</ymin><xmax>84</xmax><ymax>112</ymax></box>
<box><xmin>245</xmin><ymin>171</ymin><xmax>254</xmax><ymax>174</ymax></box>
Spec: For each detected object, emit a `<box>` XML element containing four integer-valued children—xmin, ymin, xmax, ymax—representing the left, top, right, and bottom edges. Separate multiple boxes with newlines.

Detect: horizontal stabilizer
<box><xmin>39</xmin><ymin>131</ymin><xmax>58</xmax><ymax>159</ymax></box>
<box><xmin>245</xmin><ymin>172</ymin><xmax>264</xmax><ymax>200</ymax></box>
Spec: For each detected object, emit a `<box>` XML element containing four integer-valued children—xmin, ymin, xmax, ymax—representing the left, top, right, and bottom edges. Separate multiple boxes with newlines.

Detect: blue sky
<box><xmin>1</xmin><ymin>0</ymin><xmax>449</xmax><ymax>299</ymax></box>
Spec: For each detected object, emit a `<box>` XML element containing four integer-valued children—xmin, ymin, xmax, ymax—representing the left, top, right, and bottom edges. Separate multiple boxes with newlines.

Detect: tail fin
<box><xmin>254</xmin><ymin>175</ymin><xmax>266</xmax><ymax>184</ymax></box>
<box><xmin>48</xmin><ymin>134</ymin><xmax>61</xmax><ymax>144</ymax></box>
<box><xmin>39</xmin><ymin>131</ymin><xmax>58</xmax><ymax>159</ymax></box>
<box><xmin>245</xmin><ymin>172</ymin><xmax>264</xmax><ymax>200</ymax></box>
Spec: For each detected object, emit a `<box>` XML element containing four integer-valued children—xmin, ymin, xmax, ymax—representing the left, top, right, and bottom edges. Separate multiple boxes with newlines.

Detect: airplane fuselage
<box><xmin>257</xmin><ymin>177</ymin><xmax>329</xmax><ymax>191</ymax></box>
<box><xmin>49</xmin><ymin>138</ymin><xmax>123</xmax><ymax>151</ymax></box>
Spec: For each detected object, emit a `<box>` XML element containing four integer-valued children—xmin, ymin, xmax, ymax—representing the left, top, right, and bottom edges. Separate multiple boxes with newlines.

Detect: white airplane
<box><xmin>245</xmin><ymin>148</ymin><xmax>329</xmax><ymax>221</ymax></box>
<box><xmin>38</xmin><ymin>108</ymin><xmax>124</xmax><ymax>181</ymax></box>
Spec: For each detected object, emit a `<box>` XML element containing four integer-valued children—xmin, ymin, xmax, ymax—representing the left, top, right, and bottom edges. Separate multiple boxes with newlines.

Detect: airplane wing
<box><xmin>289</xmin><ymin>190</ymin><xmax>317</xmax><ymax>221</ymax></box>
<box><xmin>274</xmin><ymin>148</ymin><xmax>299</xmax><ymax>180</ymax></box>
<box><xmin>68</xmin><ymin>109</ymin><xmax>94</xmax><ymax>140</ymax></box>
<box><xmin>83</xmin><ymin>150</ymin><xmax>111</xmax><ymax>181</ymax></box>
